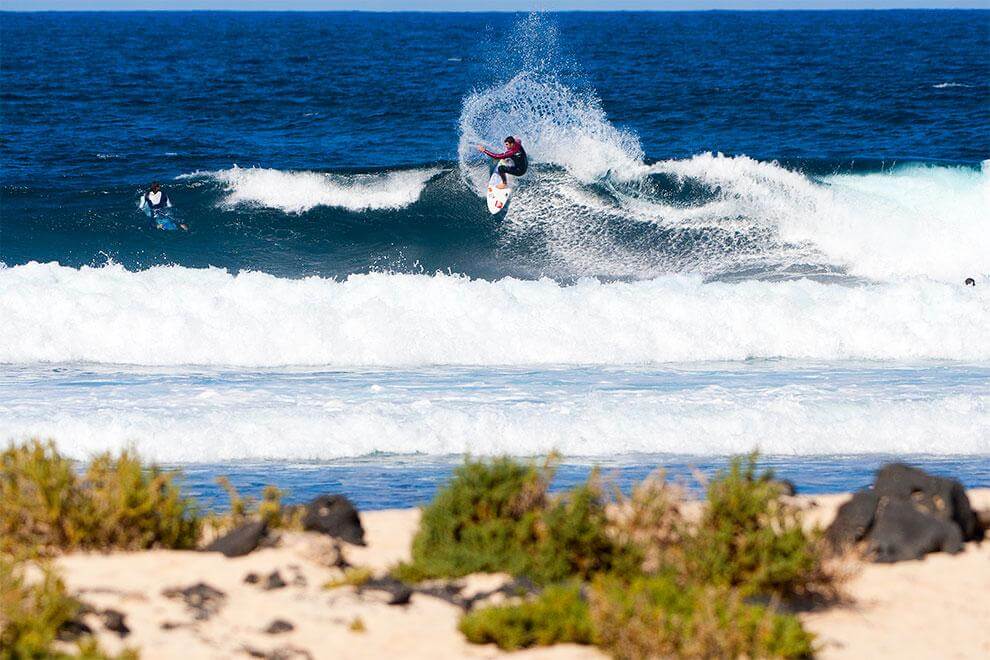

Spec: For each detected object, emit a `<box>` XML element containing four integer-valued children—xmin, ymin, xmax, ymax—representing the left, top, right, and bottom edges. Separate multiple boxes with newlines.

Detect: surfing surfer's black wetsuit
<box><xmin>483</xmin><ymin>142</ymin><xmax>528</xmax><ymax>183</ymax></box>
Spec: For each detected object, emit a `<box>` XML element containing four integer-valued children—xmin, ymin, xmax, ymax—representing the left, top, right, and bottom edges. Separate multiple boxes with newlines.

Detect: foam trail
<box><xmin>182</xmin><ymin>166</ymin><xmax>441</xmax><ymax>213</ymax></box>
<box><xmin>3</xmin><ymin>367</ymin><xmax>987</xmax><ymax>462</ymax></box>
<box><xmin>1</xmin><ymin>262</ymin><xmax>988</xmax><ymax>367</ymax></box>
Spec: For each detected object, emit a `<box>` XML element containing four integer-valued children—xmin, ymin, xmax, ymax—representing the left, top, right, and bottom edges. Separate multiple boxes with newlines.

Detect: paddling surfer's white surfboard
<box><xmin>486</xmin><ymin>159</ymin><xmax>513</xmax><ymax>215</ymax></box>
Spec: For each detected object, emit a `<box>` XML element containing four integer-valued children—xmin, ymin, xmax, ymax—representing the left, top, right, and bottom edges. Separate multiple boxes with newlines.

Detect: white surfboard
<box><xmin>486</xmin><ymin>159</ymin><xmax>512</xmax><ymax>215</ymax></box>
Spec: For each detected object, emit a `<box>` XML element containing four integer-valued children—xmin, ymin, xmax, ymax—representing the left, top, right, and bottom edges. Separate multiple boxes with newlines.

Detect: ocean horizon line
<box><xmin>3</xmin><ymin>7</ymin><xmax>989</xmax><ymax>14</ymax></box>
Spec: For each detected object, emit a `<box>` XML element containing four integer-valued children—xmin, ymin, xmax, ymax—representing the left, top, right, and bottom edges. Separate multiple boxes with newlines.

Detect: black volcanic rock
<box><xmin>100</xmin><ymin>608</ymin><xmax>130</xmax><ymax>637</ymax></box>
<box><xmin>825</xmin><ymin>464</ymin><xmax>981</xmax><ymax>563</ymax></box>
<box><xmin>265</xmin><ymin>619</ymin><xmax>295</xmax><ymax>634</ymax></box>
<box><xmin>358</xmin><ymin>576</ymin><xmax>412</xmax><ymax>605</ymax></box>
<box><xmin>868</xmin><ymin>498</ymin><xmax>964</xmax><ymax>562</ymax></box>
<box><xmin>873</xmin><ymin>464</ymin><xmax>981</xmax><ymax>541</ymax></box>
<box><xmin>263</xmin><ymin>570</ymin><xmax>287</xmax><ymax>590</ymax></box>
<box><xmin>204</xmin><ymin>520</ymin><xmax>268</xmax><ymax>557</ymax></box>
<box><xmin>162</xmin><ymin>582</ymin><xmax>227</xmax><ymax>620</ymax></box>
<box><xmin>302</xmin><ymin>495</ymin><xmax>365</xmax><ymax>546</ymax></box>
<box><xmin>56</xmin><ymin>618</ymin><xmax>92</xmax><ymax>641</ymax></box>
<box><xmin>826</xmin><ymin>490</ymin><xmax>880</xmax><ymax>550</ymax></box>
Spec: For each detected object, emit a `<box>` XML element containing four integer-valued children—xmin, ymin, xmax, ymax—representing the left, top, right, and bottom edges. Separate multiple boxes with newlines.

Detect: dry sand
<box><xmin>54</xmin><ymin>490</ymin><xmax>990</xmax><ymax>659</ymax></box>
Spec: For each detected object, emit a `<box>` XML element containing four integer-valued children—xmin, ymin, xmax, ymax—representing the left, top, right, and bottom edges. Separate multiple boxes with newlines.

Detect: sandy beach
<box><xmin>50</xmin><ymin>490</ymin><xmax>990</xmax><ymax>659</ymax></box>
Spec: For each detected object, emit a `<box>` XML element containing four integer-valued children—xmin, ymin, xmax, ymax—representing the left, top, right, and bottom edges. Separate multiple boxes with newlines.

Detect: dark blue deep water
<box><xmin>3</xmin><ymin>11</ymin><xmax>988</xmax><ymax>279</ymax></box>
<box><xmin>2</xmin><ymin>12</ymin><xmax>989</xmax><ymax>508</ymax></box>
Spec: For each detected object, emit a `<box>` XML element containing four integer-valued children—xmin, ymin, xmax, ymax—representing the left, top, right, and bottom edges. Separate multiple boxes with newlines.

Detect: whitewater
<box><xmin>1</xmin><ymin>262</ymin><xmax>989</xmax><ymax>367</ymax></box>
<box><xmin>2</xmin><ymin>364</ymin><xmax>987</xmax><ymax>463</ymax></box>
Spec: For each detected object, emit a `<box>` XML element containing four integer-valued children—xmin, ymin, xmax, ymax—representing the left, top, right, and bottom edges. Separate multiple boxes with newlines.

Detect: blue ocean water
<box><xmin>1</xmin><ymin>11</ymin><xmax>988</xmax><ymax>508</ymax></box>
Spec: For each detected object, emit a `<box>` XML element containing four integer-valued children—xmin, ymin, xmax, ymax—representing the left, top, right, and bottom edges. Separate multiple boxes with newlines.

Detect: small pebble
<box><xmin>265</xmin><ymin>619</ymin><xmax>295</xmax><ymax>634</ymax></box>
<box><xmin>264</xmin><ymin>570</ymin><xmax>287</xmax><ymax>590</ymax></box>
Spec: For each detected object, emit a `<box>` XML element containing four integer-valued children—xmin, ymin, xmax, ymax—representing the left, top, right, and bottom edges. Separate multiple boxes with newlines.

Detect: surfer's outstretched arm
<box><xmin>477</xmin><ymin>137</ymin><xmax>526</xmax><ymax>188</ymax></box>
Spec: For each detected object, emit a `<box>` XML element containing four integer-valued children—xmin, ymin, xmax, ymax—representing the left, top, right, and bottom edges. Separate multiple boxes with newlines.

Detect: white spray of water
<box><xmin>635</xmin><ymin>154</ymin><xmax>990</xmax><ymax>282</ymax></box>
<box><xmin>459</xmin><ymin>71</ymin><xmax>644</xmax><ymax>191</ymax></box>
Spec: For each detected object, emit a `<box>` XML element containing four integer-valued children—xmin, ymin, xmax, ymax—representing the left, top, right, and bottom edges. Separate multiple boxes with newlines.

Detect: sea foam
<box><xmin>4</xmin><ymin>365</ymin><xmax>987</xmax><ymax>462</ymax></box>
<box><xmin>182</xmin><ymin>166</ymin><xmax>441</xmax><ymax>213</ymax></box>
<box><xmin>2</xmin><ymin>261</ymin><xmax>987</xmax><ymax>367</ymax></box>
<box><xmin>637</xmin><ymin>155</ymin><xmax>990</xmax><ymax>283</ymax></box>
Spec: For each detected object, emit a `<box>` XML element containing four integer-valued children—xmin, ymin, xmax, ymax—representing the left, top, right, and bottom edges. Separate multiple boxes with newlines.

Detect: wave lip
<box><xmin>617</xmin><ymin>153</ymin><xmax>990</xmax><ymax>283</ymax></box>
<box><xmin>182</xmin><ymin>165</ymin><xmax>441</xmax><ymax>213</ymax></box>
<box><xmin>2</xmin><ymin>262</ymin><xmax>988</xmax><ymax>367</ymax></box>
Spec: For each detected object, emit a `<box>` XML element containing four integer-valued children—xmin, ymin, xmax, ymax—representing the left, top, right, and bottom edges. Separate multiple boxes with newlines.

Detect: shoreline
<box><xmin>145</xmin><ymin>454</ymin><xmax>990</xmax><ymax>512</ymax></box>
<box><xmin>47</xmin><ymin>490</ymin><xmax>990</xmax><ymax>659</ymax></box>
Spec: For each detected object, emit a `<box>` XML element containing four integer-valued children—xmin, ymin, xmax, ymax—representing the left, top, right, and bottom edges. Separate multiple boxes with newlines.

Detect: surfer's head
<box><xmin>150</xmin><ymin>182</ymin><xmax>160</xmax><ymax>192</ymax></box>
<box><xmin>503</xmin><ymin>136</ymin><xmax>516</xmax><ymax>147</ymax></box>
<box><xmin>965</xmin><ymin>277</ymin><xmax>976</xmax><ymax>286</ymax></box>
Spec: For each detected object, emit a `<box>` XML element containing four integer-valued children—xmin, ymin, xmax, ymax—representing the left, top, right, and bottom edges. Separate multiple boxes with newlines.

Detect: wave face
<box><xmin>2</xmin><ymin>262</ymin><xmax>988</xmax><ymax>367</ymax></box>
<box><xmin>3</xmin><ymin>14</ymin><xmax>987</xmax><ymax>285</ymax></box>
<box><xmin>450</xmin><ymin>53</ymin><xmax>990</xmax><ymax>283</ymax></box>
<box><xmin>4</xmin><ymin>157</ymin><xmax>985</xmax><ymax>285</ymax></box>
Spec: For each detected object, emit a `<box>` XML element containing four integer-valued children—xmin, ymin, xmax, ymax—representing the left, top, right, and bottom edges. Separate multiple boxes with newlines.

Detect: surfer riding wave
<box><xmin>477</xmin><ymin>136</ymin><xmax>528</xmax><ymax>189</ymax></box>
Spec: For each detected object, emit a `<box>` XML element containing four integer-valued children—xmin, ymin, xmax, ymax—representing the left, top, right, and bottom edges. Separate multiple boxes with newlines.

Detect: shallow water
<box><xmin>177</xmin><ymin>454</ymin><xmax>990</xmax><ymax>511</ymax></box>
<box><xmin>4</xmin><ymin>362</ymin><xmax>988</xmax><ymax>462</ymax></box>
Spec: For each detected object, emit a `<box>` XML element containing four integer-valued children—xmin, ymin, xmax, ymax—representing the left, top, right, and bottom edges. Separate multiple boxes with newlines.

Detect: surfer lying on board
<box><xmin>140</xmin><ymin>182</ymin><xmax>187</xmax><ymax>231</ymax></box>
<box><xmin>477</xmin><ymin>136</ymin><xmax>528</xmax><ymax>189</ymax></box>
<box><xmin>141</xmin><ymin>182</ymin><xmax>172</xmax><ymax>214</ymax></box>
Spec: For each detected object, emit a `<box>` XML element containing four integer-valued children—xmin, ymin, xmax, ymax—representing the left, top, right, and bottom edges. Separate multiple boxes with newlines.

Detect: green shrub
<box><xmin>81</xmin><ymin>450</ymin><xmax>200</xmax><ymax>551</ymax></box>
<box><xmin>606</xmin><ymin>469</ymin><xmax>686</xmax><ymax>574</ymax></box>
<box><xmin>589</xmin><ymin>573</ymin><xmax>814</xmax><ymax>659</ymax></box>
<box><xmin>529</xmin><ymin>475</ymin><xmax>639</xmax><ymax>584</ymax></box>
<box><xmin>401</xmin><ymin>457</ymin><xmax>630</xmax><ymax>585</ymax></box>
<box><xmin>0</xmin><ymin>556</ymin><xmax>137</xmax><ymax>659</ymax></box>
<box><xmin>401</xmin><ymin>456</ymin><xmax>551</xmax><ymax>580</ymax></box>
<box><xmin>459</xmin><ymin>584</ymin><xmax>594</xmax><ymax>651</ymax></box>
<box><xmin>1</xmin><ymin>440</ymin><xmax>90</xmax><ymax>553</ymax></box>
<box><xmin>0</xmin><ymin>557</ymin><xmax>79</xmax><ymax>657</ymax></box>
<box><xmin>686</xmin><ymin>454</ymin><xmax>828</xmax><ymax>598</ymax></box>
<box><xmin>0</xmin><ymin>440</ymin><xmax>200</xmax><ymax>555</ymax></box>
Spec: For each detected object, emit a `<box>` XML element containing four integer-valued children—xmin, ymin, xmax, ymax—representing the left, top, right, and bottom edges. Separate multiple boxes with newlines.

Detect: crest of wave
<box><xmin>453</xmin><ymin>35</ymin><xmax>809</xmax><ymax>279</ymax></box>
<box><xmin>179</xmin><ymin>166</ymin><xmax>440</xmax><ymax>214</ymax></box>
<box><xmin>635</xmin><ymin>154</ymin><xmax>990</xmax><ymax>282</ymax></box>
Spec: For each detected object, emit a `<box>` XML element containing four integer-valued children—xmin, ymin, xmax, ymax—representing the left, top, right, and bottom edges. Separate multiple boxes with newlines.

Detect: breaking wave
<box><xmin>452</xmin><ymin>51</ymin><xmax>989</xmax><ymax>283</ymax></box>
<box><xmin>181</xmin><ymin>166</ymin><xmax>441</xmax><ymax>213</ymax></box>
<box><xmin>1</xmin><ymin>261</ymin><xmax>987</xmax><ymax>367</ymax></box>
